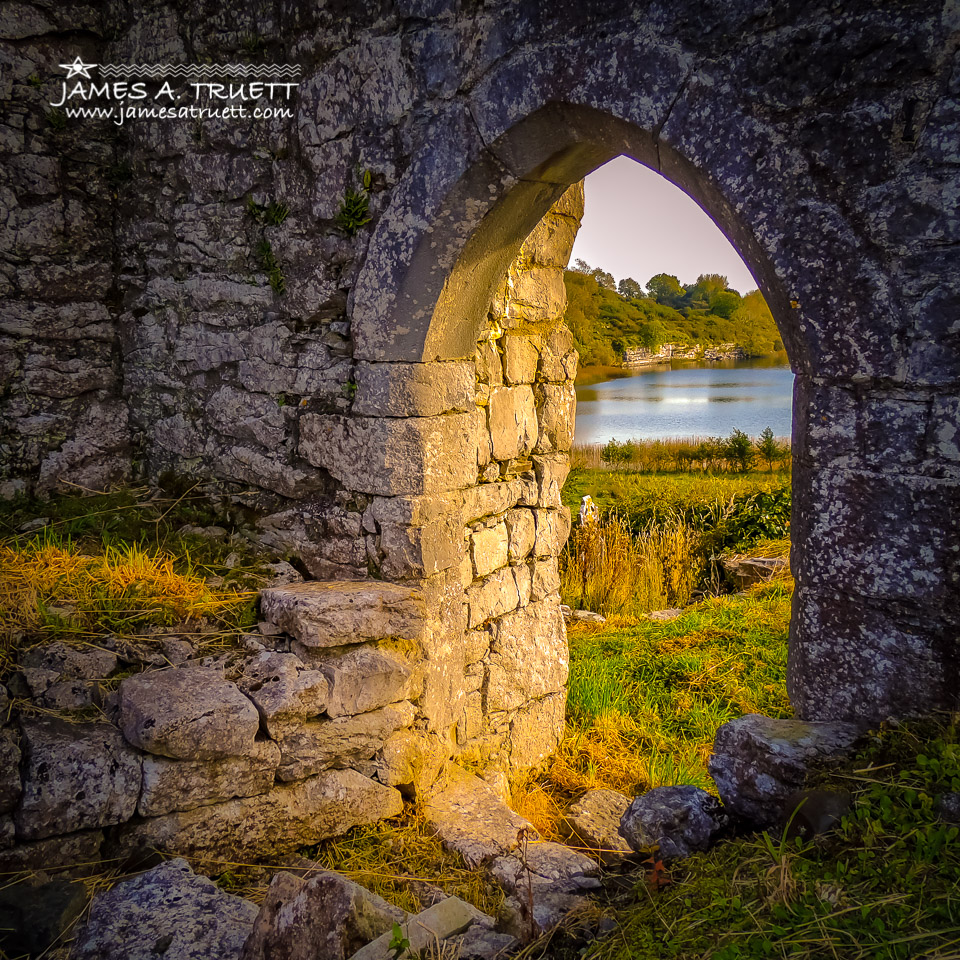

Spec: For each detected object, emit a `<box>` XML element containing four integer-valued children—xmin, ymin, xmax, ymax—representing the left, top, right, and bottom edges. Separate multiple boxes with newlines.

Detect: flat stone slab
<box><xmin>490</xmin><ymin>840</ymin><xmax>600</xmax><ymax>895</ymax></box>
<box><xmin>619</xmin><ymin>786</ymin><xmax>727</xmax><ymax>861</ymax></box>
<box><xmin>424</xmin><ymin>768</ymin><xmax>536</xmax><ymax>868</ymax></box>
<box><xmin>708</xmin><ymin>713</ymin><xmax>863</xmax><ymax>826</ymax></box>
<box><xmin>560</xmin><ymin>788</ymin><xmax>633</xmax><ymax>864</ymax></box>
<box><xmin>260</xmin><ymin>581</ymin><xmax>427</xmax><ymax>647</ymax></box>
<box><xmin>119</xmin><ymin>666</ymin><xmax>260</xmax><ymax>760</ymax></box>
<box><xmin>15</xmin><ymin>718</ymin><xmax>141</xmax><ymax>841</ymax></box>
<box><xmin>72</xmin><ymin>859</ymin><xmax>257</xmax><ymax>960</ymax></box>
<box><xmin>110</xmin><ymin>769</ymin><xmax>403</xmax><ymax>862</ymax></box>
<box><xmin>351</xmin><ymin>897</ymin><xmax>491</xmax><ymax>960</ymax></box>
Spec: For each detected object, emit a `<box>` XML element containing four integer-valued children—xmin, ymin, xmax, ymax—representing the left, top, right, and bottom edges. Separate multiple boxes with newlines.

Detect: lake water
<box><xmin>574</xmin><ymin>358</ymin><xmax>794</xmax><ymax>444</ymax></box>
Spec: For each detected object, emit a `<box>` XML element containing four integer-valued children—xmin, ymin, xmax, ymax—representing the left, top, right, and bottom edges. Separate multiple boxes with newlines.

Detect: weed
<box><xmin>255</xmin><ymin>238</ymin><xmax>285</xmax><ymax>294</ymax></box>
<box><xmin>335</xmin><ymin>168</ymin><xmax>373</xmax><ymax>236</ymax></box>
<box><xmin>27</xmin><ymin>74</ymin><xmax>43</xmax><ymax>88</ymax></box>
<box><xmin>45</xmin><ymin>108</ymin><xmax>66</xmax><ymax>131</ymax></box>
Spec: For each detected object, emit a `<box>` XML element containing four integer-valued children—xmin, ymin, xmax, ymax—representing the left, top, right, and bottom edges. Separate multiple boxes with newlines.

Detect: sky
<box><xmin>569</xmin><ymin>155</ymin><xmax>758</xmax><ymax>295</ymax></box>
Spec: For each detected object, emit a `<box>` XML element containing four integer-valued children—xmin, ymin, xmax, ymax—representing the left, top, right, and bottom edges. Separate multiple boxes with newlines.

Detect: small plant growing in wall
<box><xmin>45</xmin><ymin>108</ymin><xmax>66</xmax><ymax>131</ymax></box>
<box><xmin>335</xmin><ymin>167</ymin><xmax>373</xmax><ymax>236</ymax></box>
<box><xmin>255</xmin><ymin>238</ymin><xmax>285</xmax><ymax>294</ymax></box>
<box><xmin>247</xmin><ymin>195</ymin><xmax>290</xmax><ymax>296</ymax></box>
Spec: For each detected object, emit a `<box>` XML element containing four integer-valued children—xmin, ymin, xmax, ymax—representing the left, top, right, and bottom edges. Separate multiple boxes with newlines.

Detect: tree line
<box><xmin>564</xmin><ymin>260</ymin><xmax>785</xmax><ymax>367</ymax></box>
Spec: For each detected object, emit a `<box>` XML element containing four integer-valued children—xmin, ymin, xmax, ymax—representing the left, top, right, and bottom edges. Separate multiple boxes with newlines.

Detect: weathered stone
<box><xmin>119</xmin><ymin>667</ymin><xmax>260</xmax><ymax>760</ymax></box>
<box><xmin>0</xmin><ymin>830</ymin><xmax>103</xmax><ymax>875</ymax></box>
<box><xmin>534</xmin><ymin>383</ymin><xmax>575</xmax><ymax>453</ymax></box>
<box><xmin>424</xmin><ymin>768</ymin><xmax>536</xmax><ymax>867</ymax></box>
<box><xmin>722</xmin><ymin>555</ymin><xmax>789</xmax><ymax>589</ymax></box>
<box><xmin>260</xmin><ymin>581</ymin><xmax>426</xmax><ymax>647</ymax></box>
<box><xmin>465</xmin><ymin>565</ymin><xmax>526</xmax><ymax>628</ymax></box>
<box><xmin>240</xmin><ymin>869</ymin><xmax>406</xmax><ymax>960</ymax></box>
<box><xmin>42</xmin><ymin>678</ymin><xmax>94</xmax><ymax>709</ymax></box>
<box><xmin>501</xmin><ymin>890</ymin><xmax>587</xmax><ymax>938</ymax></box>
<box><xmin>21</xmin><ymin>640</ymin><xmax>117</xmax><ymax>679</ymax></box>
<box><xmin>0</xmin><ymin>878</ymin><xmax>88</xmax><ymax>957</ymax></box>
<box><xmin>490</xmin><ymin>841</ymin><xmax>600</xmax><ymax>895</ymax></box>
<box><xmin>72</xmin><ymin>859</ymin><xmax>258</xmax><ymax>960</ymax></box>
<box><xmin>532</xmin><ymin>454</ymin><xmax>570</xmax><ymax>509</ymax></box>
<box><xmin>471</xmin><ymin>522</ymin><xmax>509</xmax><ymax>577</ymax></box>
<box><xmin>708</xmin><ymin>714</ymin><xmax>863</xmax><ymax>826</ymax></box>
<box><xmin>354</xmin><ymin>361</ymin><xmax>475</xmax><ymax>417</ymax></box>
<box><xmin>619</xmin><ymin>786</ymin><xmax>727</xmax><ymax>861</ymax></box>
<box><xmin>138</xmin><ymin>739</ymin><xmax>281</xmax><ymax>817</ymax></box>
<box><xmin>351</xmin><ymin>897</ymin><xmax>491</xmax><ymax>960</ymax></box>
<box><xmin>238</xmin><ymin>652</ymin><xmax>328</xmax><ymax>738</ymax></box>
<box><xmin>509</xmin><ymin>691</ymin><xmax>566</xmax><ymax>771</ymax></box>
<box><xmin>321</xmin><ymin>646</ymin><xmax>414</xmax><ymax>717</ymax></box>
<box><xmin>505</xmin><ymin>508</ymin><xmax>536</xmax><ymax>561</ymax></box>
<box><xmin>502</xmin><ymin>335</ymin><xmax>539</xmax><ymax>385</ymax></box>
<box><xmin>530</xmin><ymin>556</ymin><xmax>561</xmax><ymax>601</ymax></box>
<box><xmin>450</xmin><ymin>922</ymin><xmax>521</xmax><ymax>960</ymax></box>
<box><xmin>15</xmin><ymin>718</ymin><xmax>141</xmax><ymax>840</ymax></box>
<box><xmin>275</xmin><ymin>702</ymin><xmax>416</xmax><ymax>781</ymax></box>
<box><xmin>372</xmin><ymin>729</ymin><xmax>446</xmax><ymax>795</ymax></box>
<box><xmin>299</xmin><ymin>412</ymin><xmax>482</xmax><ymax>496</ymax></box>
<box><xmin>533</xmin><ymin>507</ymin><xmax>572</xmax><ymax>557</ymax></box>
<box><xmin>0</xmin><ymin>729</ymin><xmax>20</xmax><ymax>815</ymax></box>
<box><xmin>487</xmin><ymin>385</ymin><xmax>537</xmax><ymax>461</ymax></box>
<box><xmin>560</xmin><ymin>788</ymin><xmax>634</xmax><ymax>864</ymax></box>
<box><xmin>111</xmin><ymin>769</ymin><xmax>403</xmax><ymax>861</ymax></box>
<box><xmin>506</xmin><ymin>267</ymin><xmax>566</xmax><ymax>324</ymax></box>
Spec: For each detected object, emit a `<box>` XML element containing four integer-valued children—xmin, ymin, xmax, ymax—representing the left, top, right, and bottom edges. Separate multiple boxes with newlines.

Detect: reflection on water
<box><xmin>574</xmin><ymin>358</ymin><xmax>794</xmax><ymax>443</ymax></box>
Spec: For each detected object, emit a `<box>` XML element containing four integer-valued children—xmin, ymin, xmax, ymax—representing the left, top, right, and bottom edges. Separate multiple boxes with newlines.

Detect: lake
<box><xmin>574</xmin><ymin>357</ymin><xmax>794</xmax><ymax>444</ymax></box>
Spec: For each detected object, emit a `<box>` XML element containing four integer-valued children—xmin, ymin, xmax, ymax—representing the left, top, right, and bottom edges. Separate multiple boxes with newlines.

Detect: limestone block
<box><xmin>379</xmin><ymin>512</ymin><xmax>464</xmax><ymax>579</ymax></box>
<box><xmin>465</xmin><ymin>566</ymin><xmax>523</xmax><ymax>628</ymax></box>
<box><xmin>502</xmin><ymin>335</ymin><xmax>540</xmax><ymax>385</ymax></box>
<box><xmin>110</xmin><ymin>769</ymin><xmax>404</xmax><ymax>861</ymax></box>
<box><xmin>505</xmin><ymin>508</ymin><xmax>536</xmax><ymax>561</ymax></box>
<box><xmin>619</xmin><ymin>786</ymin><xmax>727</xmax><ymax>861</ymax></box>
<box><xmin>490</xmin><ymin>841</ymin><xmax>599</xmax><ymax>895</ymax></box>
<box><xmin>506</xmin><ymin>267</ymin><xmax>566</xmax><ymax>323</ymax></box>
<box><xmin>119</xmin><ymin>667</ymin><xmax>260</xmax><ymax>760</ymax></box>
<box><xmin>0</xmin><ymin>729</ymin><xmax>20</xmax><ymax>815</ymax></box>
<box><xmin>475</xmin><ymin>340</ymin><xmax>503</xmax><ymax>386</ymax></box>
<box><xmin>533</xmin><ymin>454</ymin><xmax>571</xmax><ymax>509</ymax></box>
<box><xmin>0</xmin><ymin>830</ymin><xmax>103</xmax><ymax>876</ymax></box>
<box><xmin>424</xmin><ymin>768</ymin><xmax>536</xmax><ymax>868</ymax></box>
<box><xmin>299</xmin><ymin>412</ymin><xmax>482</xmax><ymax>496</ymax></box>
<box><xmin>275</xmin><ymin>703</ymin><xmax>416</xmax><ymax>781</ymax></box>
<box><xmin>708</xmin><ymin>714</ymin><xmax>862</xmax><ymax>826</ymax></box>
<box><xmin>462</xmin><ymin>480</ymin><xmax>522</xmax><ymax>522</ymax></box>
<box><xmin>552</xmin><ymin>181</ymin><xmax>585</xmax><ymax>221</ymax></box>
<box><xmin>538</xmin><ymin>324</ymin><xmax>577</xmax><ymax>382</ymax></box>
<box><xmin>487</xmin><ymin>599</ymin><xmax>568</xmax><ymax>711</ymax></box>
<box><xmin>241</xmin><ymin>869</ymin><xmax>406</xmax><ymax>960</ymax></box>
<box><xmin>533</xmin><ymin>507</ymin><xmax>572</xmax><ymax>557</ymax></box>
<box><xmin>321</xmin><ymin>647</ymin><xmax>414</xmax><ymax>717</ymax></box>
<box><xmin>21</xmin><ymin>641</ymin><xmax>117</xmax><ymax>680</ymax></box>
<box><xmin>237</xmin><ymin>652</ymin><xmax>328</xmax><ymax>739</ymax></box>
<box><xmin>138</xmin><ymin>739</ymin><xmax>281</xmax><ymax>817</ymax></box>
<box><xmin>530</xmin><ymin>557</ymin><xmax>561</xmax><ymax>601</ymax></box>
<box><xmin>354</xmin><ymin>361</ymin><xmax>475</xmax><ymax>417</ymax></box>
<box><xmin>560</xmin><ymin>788</ymin><xmax>633</xmax><ymax>864</ymax></box>
<box><xmin>72</xmin><ymin>859</ymin><xmax>258</xmax><ymax>960</ymax></box>
<box><xmin>260</xmin><ymin>581</ymin><xmax>427</xmax><ymax>647</ymax></box>
<box><xmin>521</xmin><ymin>213</ymin><xmax>581</xmax><ymax>268</ymax></box>
<box><xmin>535</xmin><ymin>382</ymin><xmax>576</xmax><ymax>453</ymax></box>
<box><xmin>509</xmin><ymin>692</ymin><xmax>566</xmax><ymax>771</ymax></box>
<box><xmin>351</xmin><ymin>897</ymin><xmax>491</xmax><ymax>960</ymax></box>
<box><xmin>15</xmin><ymin>718</ymin><xmax>141</xmax><ymax>840</ymax></box>
<box><xmin>487</xmin><ymin>386</ymin><xmax>537</xmax><ymax>461</ymax></box>
<box><xmin>471</xmin><ymin>522</ymin><xmax>509</xmax><ymax>577</ymax></box>
<box><xmin>372</xmin><ymin>730</ymin><xmax>447</xmax><ymax>795</ymax></box>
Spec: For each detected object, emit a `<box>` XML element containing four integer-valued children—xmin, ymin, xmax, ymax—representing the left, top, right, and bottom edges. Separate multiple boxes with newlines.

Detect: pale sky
<box><xmin>569</xmin><ymin>155</ymin><xmax>759</xmax><ymax>295</ymax></box>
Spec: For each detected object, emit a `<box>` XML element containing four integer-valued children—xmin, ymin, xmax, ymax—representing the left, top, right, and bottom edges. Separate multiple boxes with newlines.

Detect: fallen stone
<box><xmin>15</xmin><ymin>717</ymin><xmax>141</xmax><ymax>840</ymax></box>
<box><xmin>450</xmin><ymin>921</ymin><xmax>521</xmax><ymax>960</ymax></box>
<box><xmin>21</xmin><ymin>666</ymin><xmax>59</xmax><ymax>697</ymax></box>
<box><xmin>502</xmin><ymin>890</ymin><xmax>588</xmax><ymax>938</ymax></box>
<box><xmin>42</xmin><ymin>678</ymin><xmax>94</xmax><ymax>709</ymax></box>
<box><xmin>0</xmin><ymin>729</ymin><xmax>21</xmax><ymax>814</ymax></box>
<box><xmin>560</xmin><ymin>606</ymin><xmax>606</xmax><ymax>624</ymax></box>
<box><xmin>238</xmin><ymin>652</ymin><xmax>328</xmax><ymax>738</ymax></box>
<box><xmin>265</xmin><ymin>560</ymin><xmax>304</xmax><ymax>585</ymax></box>
<box><xmin>321</xmin><ymin>647</ymin><xmax>413</xmax><ymax>717</ymax></box>
<box><xmin>560</xmin><ymin>789</ymin><xmax>633</xmax><ymax>864</ymax></box>
<box><xmin>119</xmin><ymin>666</ymin><xmax>260</xmax><ymax>760</ymax></box>
<box><xmin>110</xmin><ymin>769</ymin><xmax>403</xmax><ymax>861</ymax></box>
<box><xmin>721</xmin><ymin>555</ymin><xmax>789</xmax><ymax>589</ymax></box>
<box><xmin>490</xmin><ymin>841</ymin><xmax>600</xmax><ymax>895</ymax></box>
<box><xmin>936</xmin><ymin>792</ymin><xmax>960</xmax><ymax>824</ymax></box>
<box><xmin>275</xmin><ymin>702</ymin><xmax>416</xmax><ymax>781</ymax></box>
<box><xmin>424</xmin><ymin>768</ymin><xmax>536</xmax><ymax>868</ymax></box>
<box><xmin>241</xmin><ymin>869</ymin><xmax>406</xmax><ymax>960</ymax></box>
<box><xmin>139</xmin><ymin>739</ymin><xmax>281</xmax><ymax>817</ymax></box>
<box><xmin>260</xmin><ymin>581</ymin><xmax>426</xmax><ymax>647</ymax></box>
<box><xmin>0</xmin><ymin>877</ymin><xmax>88</xmax><ymax>957</ymax></box>
<box><xmin>708</xmin><ymin>714</ymin><xmax>863</xmax><ymax>826</ymax></box>
<box><xmin>178</xmin><ymin>523</ymin><xmax>229</xmax><ymax>540</ymax></box>
<box><xmin>160</xmin><ymin>637</ymin><xmax>195</xmax><ymax>664</ymax></box>
<box><xmin>351</xmin><ymin>896</ymin><xmax>491</xmax><ymax>960</ymax></box>
<box><xmin>21</xmin><ymin>640</ymin><xmax>117</xmax><ymax>679</ymax></box>
<box><xmin>647</xmin><ymin>607</ymin><xmax>684</xmax><ymax>621</ymax></box>
<box><xmin>72</xmin><ymin>858</ymin><xmax>258</xmax><ymax>960</ymax></box>
<box><xmin>619</xmin><ymin>786</ymin><xmax>727</xmax><ymax>860</ymax></box>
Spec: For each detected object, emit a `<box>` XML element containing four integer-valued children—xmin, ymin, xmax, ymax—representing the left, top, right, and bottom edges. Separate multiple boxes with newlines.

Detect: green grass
<box><xmin>587</xmin><ymin>716</ymin><xmax>960</xmax><ymax>960</ymax></box>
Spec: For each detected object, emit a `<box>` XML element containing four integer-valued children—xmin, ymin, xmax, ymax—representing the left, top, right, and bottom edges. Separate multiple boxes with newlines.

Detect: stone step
<box><xmin>260</xmin><ymin>581</ymin><xmax>427</xmax><ymax>648</ymax></box>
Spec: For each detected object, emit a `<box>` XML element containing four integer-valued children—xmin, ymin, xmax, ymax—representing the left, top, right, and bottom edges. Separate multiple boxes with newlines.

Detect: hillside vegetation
<box><xmin>564</xmin><ymin>261</ymin><xmax>784</xmax><ymax>366</ymax></box>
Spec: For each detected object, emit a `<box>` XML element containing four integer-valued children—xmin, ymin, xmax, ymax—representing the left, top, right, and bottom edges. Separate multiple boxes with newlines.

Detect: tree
<box><xmin>710</xmin><ymin>289</ymin><xmax>742</xmax><ymax>319</ymax></box>
<box><xmin>757</xmin><ymin>426</ymin><xmax>785</xmax><ymax>472</ymax></box>
<box><xmin>646</xmin><ymin>273</ymin><xmax>683</xmax><ymax>306</ymax></box>
<box><xmin>590</xmin><ymin>267</ymin><xmax>616</xmax><ymax>290</ymax></box>
<box><xmin>618</xmin><ymin>277</ymin><xmax>644</xmax><ymax>300</ymax></box>
<box><xmin>572</xmin><ymin>258</ymin><xmax>592</xmax><ymax>274</ymax></box>
<box><xmin>723</xmin><ymin>429</ymin><xmax>755</xmax><ymax>473</ymax></box>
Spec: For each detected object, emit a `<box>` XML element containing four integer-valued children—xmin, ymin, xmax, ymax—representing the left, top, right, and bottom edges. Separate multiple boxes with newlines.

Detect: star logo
<box><xmin>60</xmin><ymin>56</ymin><xmax>96</xmax><ymax>79</ymax></box>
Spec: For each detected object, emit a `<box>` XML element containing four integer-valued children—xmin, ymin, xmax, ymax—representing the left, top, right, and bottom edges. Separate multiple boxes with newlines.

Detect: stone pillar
<box><xmin>294</xmin><ymin>183</ymin><xmax>584</xmax><ymax>780</ymax></box>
